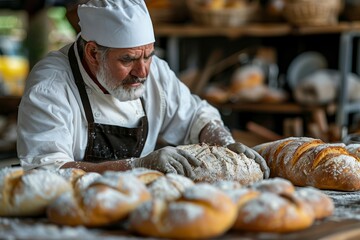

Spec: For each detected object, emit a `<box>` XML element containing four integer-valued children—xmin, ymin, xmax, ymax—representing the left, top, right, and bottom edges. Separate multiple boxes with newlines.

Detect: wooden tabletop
<box><xmin>1</xmin><ymin>189</ymin><xmax>360</xmax><ymax>239</ymax></box>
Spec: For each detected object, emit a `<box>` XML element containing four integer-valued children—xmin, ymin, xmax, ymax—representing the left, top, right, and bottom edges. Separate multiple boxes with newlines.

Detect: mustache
<box><xmin>122</xmin><ymin>76</ymin><xmax>146</xmax><ymax>85</ymax></box>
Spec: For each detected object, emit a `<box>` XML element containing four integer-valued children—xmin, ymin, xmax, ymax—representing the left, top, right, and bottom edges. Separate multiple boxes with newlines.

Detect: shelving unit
<box><xmin>154</xmin><ymin>21</ymin><xmax>360</xmax><ymax>73</ymax></box>
<box><xmin>153</xmin><ymin>21</ymin><xmax>360</xmax><ymax>142</ymax></box>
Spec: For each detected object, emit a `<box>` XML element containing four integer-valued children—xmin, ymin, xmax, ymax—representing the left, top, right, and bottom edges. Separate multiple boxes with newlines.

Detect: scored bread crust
<box><xmin>253</xmin><ymin>137</ymin><xmax>360</xmax><ymax>191</ymax></box>
<box><xmin>47</xmin><ymin>171</ymin><xmax>151</xmax><ymax>227</ymax></box>
<box><xmin>231</xmin><ymin>190</ymin><xmax>315</xmax><ymax>233</ymax></box>
<box><xmin>0</xmin><ymin>167</ymin><xmax>72</xmax><ymax>217</ymax></box>
<box><xmin>177</xmin><ymin>143</ymin><xmax>263</xmax><ymax>185</ymax></box>
<box><xmin>295</xmin><ymin>187</ymin><xmax>334</xmax><ymax>220</ymax></box>
<box><xmin>226</xmin><ymin>177</ymin><xmax>333</xmax><ymax>233</ymax></box>
<box><xmin>128</xmin><ymin>183</ymin><xmax>238</xmax><ymax>239</ymax></box>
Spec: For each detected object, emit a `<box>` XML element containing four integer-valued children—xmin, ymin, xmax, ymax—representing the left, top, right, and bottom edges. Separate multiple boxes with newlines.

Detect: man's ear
<box><xmin>84</xmin><ymin>42</ymin><xmax>98</xmax><ymax>65</ymax></box>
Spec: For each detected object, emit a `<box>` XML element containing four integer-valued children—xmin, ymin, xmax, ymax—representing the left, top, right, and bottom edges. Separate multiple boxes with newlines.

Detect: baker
<box><xmin>17</xmin><ymin>0</ymin><xmax>269</xmax><ymax>179</ymax></box>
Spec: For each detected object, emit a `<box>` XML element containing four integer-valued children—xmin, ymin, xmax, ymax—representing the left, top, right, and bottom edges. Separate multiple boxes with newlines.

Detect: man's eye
<box><xmin>144</xmin><ymin>56</ymin><xmax>153</xmax><ymax>62</ymax></box>
<box><xmin>120</xmin><ymin>57</ymin><xmax>133</xmax><ymax>63</ymax></box>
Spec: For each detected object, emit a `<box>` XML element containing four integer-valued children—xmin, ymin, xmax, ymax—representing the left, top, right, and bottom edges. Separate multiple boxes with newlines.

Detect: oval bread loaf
<box><xmin>230</xmin><ymin>190</ymin><xmax>315</xmax><ymax>233</ymax></box>
<box><xmin>47</xmin><ymin>171</ymin><xmax>151</xmax><ymax>227</ymax></box>
<box><xmin>225</xmin><ymin>177</ymin><xmax>333</xmax><ymax>233</ymax></box>
<box><xmin>295</xmin><ymin>187</ymin><xmax>334</xmax><ymax>220</ymax></box>
<box><xmin>0</xmin><ymin>167</ymin><xmax>71</xmax><ymax>217</ymax></box>
<box><xmin>177</xmin><ymin>143</ymin><xmax>263</xmax><ymax>185</ymax></box>
<box><xmin>128</xmin><ymin>183</ymin><xmax>238</xmax><ymax>239</ymax></box>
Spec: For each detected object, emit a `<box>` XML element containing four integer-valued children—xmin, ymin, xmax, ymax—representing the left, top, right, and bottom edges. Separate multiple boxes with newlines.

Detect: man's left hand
<box><xmin>227</xmin><ymin>142</ymin><xmax>270</xmax><ymax>179</ymax></box>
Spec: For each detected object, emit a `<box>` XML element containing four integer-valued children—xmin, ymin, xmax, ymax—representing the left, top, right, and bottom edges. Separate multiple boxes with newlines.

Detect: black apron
<box><xmin>68</xmin><ymin>43</ymin><xmax>148</xmax><ymax>162</ymax></box>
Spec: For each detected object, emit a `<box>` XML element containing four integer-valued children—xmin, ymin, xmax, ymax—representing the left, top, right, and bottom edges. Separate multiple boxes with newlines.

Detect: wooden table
<box><xmin>1</xmin><ymin>189</ymin><xmax>360</xmax><ymax>239</ymax></box>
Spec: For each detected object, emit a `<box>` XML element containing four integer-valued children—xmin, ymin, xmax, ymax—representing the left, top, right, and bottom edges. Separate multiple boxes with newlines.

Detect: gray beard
<box><xmin>96</xmin><ymin>62</ymin><xmax>146</xmax><ymax>101</ymax></box>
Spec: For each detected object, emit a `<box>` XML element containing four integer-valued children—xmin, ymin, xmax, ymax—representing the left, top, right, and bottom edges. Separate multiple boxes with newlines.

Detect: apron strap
<box><xmin>68</xmin><ymin>43</ymin><xmax>95</xmax><ymax>123</ymax></box>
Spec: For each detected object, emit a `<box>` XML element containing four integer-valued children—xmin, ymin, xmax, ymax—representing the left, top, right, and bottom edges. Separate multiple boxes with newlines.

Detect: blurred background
<box><xmin>1</xmin><ymin>0</ymin><xmax>360</xmax><ymax>165</ymax></box>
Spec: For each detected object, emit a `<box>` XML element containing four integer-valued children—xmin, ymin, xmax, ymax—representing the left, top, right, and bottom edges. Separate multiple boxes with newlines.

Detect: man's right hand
<box><xmin>131</xmin><ymin>146</ymin><xmax>201</xmax><ymax>178</ymax></box>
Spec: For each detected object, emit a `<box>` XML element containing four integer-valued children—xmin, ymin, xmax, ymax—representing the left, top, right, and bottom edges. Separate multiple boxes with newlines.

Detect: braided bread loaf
<box><xmin>47</xmin><ymin>171</ymin><xmax>151</xmax><ymax>227</ymax></box>
<box><xmin>177</xmin><ymin>143</ymin><xmax>263</xmax><ymax>185</ymax></box>
<box><xmin>253</xmin><ymin>137</ymin><xmax>360</xmax><ymax>191</ymax></box>
<box><xmin>0</xmin><ymin>167</ymin><xmax>71</xmax><ymax>217</ymax></box>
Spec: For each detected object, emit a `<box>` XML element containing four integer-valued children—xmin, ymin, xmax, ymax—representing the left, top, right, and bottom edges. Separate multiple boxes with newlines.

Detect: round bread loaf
<box><xmin>0</xmin><ymin>167</ymin><xmax>72</xmax><ymax>217</ymax></box>
<box><xmin>177</xmin><ymin>143</ymin><xmax>263</xmax><ymax>185</ymax></box>
<box><xmin>47</xmin><ymin>171</ymin><xmax>151</xmax><ymax>227</ymax></box>
<box><xmin>129</xmin><ymin>183</ymin><xmax>237</xmax><ymax>239</ymax></box>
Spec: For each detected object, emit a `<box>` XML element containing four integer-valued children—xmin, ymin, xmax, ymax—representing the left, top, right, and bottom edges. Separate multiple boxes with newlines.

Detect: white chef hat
<box><xmin>77</xmin><ymin>0</ymin><xmax>155</xmax><ymax>48</ymax></box>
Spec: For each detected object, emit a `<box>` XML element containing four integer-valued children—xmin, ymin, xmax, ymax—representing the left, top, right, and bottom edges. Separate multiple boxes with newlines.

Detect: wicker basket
<box><xmin>186</xmin><ymin>0</ymin><xmax>260</xmax><ymax>27</ymax></box>
<box><xmin>282</xmin><ymin>0</ymin><xmax>342</xmax><ymax>26</ymax></box>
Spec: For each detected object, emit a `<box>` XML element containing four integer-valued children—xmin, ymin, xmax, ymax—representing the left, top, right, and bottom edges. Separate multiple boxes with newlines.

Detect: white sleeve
<box><xmin>17</xmin><ymin>67</ymin><xmax>81</xmax><ymax>171</ymax></box>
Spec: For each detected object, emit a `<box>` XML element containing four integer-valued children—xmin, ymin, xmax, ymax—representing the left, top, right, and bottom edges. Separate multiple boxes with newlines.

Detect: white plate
<box><xmin>287</xmin><ymin>51</ymin><xmax>328</xmax><ymax>90</ymax></box>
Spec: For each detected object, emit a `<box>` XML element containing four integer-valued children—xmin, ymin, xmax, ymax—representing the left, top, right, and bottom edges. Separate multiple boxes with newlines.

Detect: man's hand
<box><xmin>131</xmin><ymin>146</ymin><xmax>201</xmax><ymax>178</ymax></box>
<box><xmin>227</xmin><ymin>142</ymin><xmax>270</xmax><ymax>179</ymax></box>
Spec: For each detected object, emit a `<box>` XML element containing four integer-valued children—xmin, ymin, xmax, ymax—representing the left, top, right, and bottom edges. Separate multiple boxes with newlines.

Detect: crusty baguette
<box><xmin>253</xmin><ymin>137</ymin><xmax>360</xmax><ymax>191</ymax></box>
<box><xmin>177</xmin><ymin>143</ymin><xmax>263</xmax><ymax>185</ymax></box>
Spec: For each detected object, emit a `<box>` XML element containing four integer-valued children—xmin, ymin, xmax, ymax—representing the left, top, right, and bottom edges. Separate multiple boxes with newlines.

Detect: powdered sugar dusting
<box><xmin>140</xmin><ymin>172</ymin><xmax>195</xmax><ymax>201</ymax></box>
<box><xmin>84</xmin><ymin>171</ymin><xmax>149</xmax><ymax>209</ymax></box>
<box><xmin>0</xmin><ymin>217</ymin><xmax>106</xmax><ymax>240</ymax></box>
<box><xmin>182</xmin><ymin>183</ymin><xmax>226</xmax><ymax>208</ymax></box>
<box><xmin>166</xmin><ymin>201</ymin><xmax>204</xmax><ymax>226</ymax></box>
<box><xmin>250</xmin><ymin>177</ymin><xmax>294</xmax><ymax>194</ymax></box>
<box><xmin>147</xmin><ymin>176</ymin><xmax>182</xmax><ymax>201</ymax></box>
<box><xmin>2</xmin><ymin>169</ymin><xmax>71</xmax><ymax>216</ymax></box>
<box><xmin>212</xmin><ymin>180</ymin><xmax>242</xmax><ymax>191</ymax></box>
<box><xmin>240</xmin><ymin>192</ymin><xmax>299</xmax><ymax>223</ymax></box>
<box><xmin>74</xmin><ymin>172</ymin><xmax>102</xmax><ymax>192</ymax></box>
<box><xmin>324</xmin><ymin>190</ymin><xmax>360</xmax><ymax>220</ymax></box>
<box><xmin>346</xmin><ymin>144</ymin><xmax>360</xmax><ymax>159</ymax></box>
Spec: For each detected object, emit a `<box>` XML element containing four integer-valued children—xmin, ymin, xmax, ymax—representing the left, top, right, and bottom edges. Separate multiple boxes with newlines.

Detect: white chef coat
<box><xmin>17</xmin><ymin>41</ymin><xmax>223</xmax><ymax>171</ymax></box>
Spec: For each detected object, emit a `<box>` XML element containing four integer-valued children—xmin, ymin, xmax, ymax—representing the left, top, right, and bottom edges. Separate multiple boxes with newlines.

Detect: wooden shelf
<box><xmin>154</xmin><ymin>21</ymin><xmax>360</xmax><ymax>38</ymax></box>
<box><xmin>211</xmin><ymin>102</ymin><xmax>336</xmax><ymax>114</ymax></box>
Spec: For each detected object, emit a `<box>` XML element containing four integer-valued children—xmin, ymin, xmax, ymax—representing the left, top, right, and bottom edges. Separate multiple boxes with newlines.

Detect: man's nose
<box><xmin>131</xmin><ymin>60</ymin><xmax>147</xmax><ymax>78</ymax></box>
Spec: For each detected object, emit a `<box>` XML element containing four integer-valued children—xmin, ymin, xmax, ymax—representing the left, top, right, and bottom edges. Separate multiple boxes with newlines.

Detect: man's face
<box><xmin>95</xmin><ymin>43</ymin><xmax>155</xmax><ymax>101</ymax></box>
